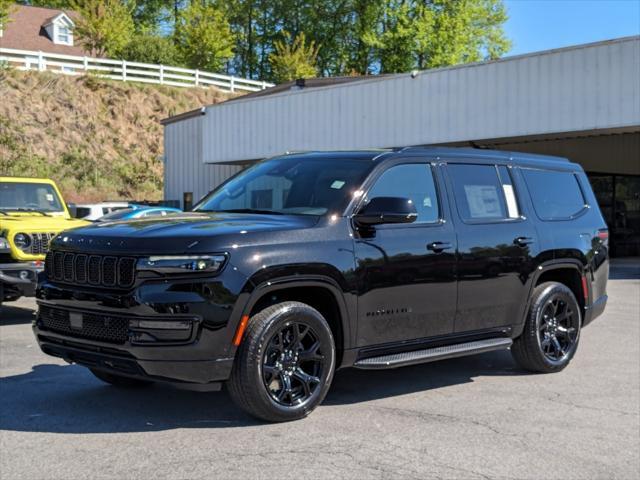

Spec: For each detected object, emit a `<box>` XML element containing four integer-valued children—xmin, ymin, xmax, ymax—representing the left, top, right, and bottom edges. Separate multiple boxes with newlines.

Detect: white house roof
<box><xmin>42</xmin><ymin>12</ymin><xmax>74</xmax><ymax>28</ymax></box>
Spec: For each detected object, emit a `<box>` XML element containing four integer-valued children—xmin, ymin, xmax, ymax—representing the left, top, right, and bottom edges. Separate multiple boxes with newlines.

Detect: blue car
<box><xmin>97</xmin><ymin>206</ymin><xmax>182</xmax><ymax>222</ymax></box>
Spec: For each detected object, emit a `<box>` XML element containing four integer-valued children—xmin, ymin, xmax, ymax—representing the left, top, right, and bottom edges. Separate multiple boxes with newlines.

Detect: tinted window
<box><xmin>75</xmin><ymin>207</ymin><xmax>91</xmax><ymax>218</ymax></box>
<box><xmin>99</xmin><ymin>208</ymin><xmax>135</xmax><ymax>221</ymax></box>
<box><xmin>195</xmin><ymin>155</ymin><xmax>373</xmax><ymax>216</ymax></box>
<box><xmin>366</xmin><ymin>164</ymin><xmax>439</xmax><ymax>223</ymax></box>
<box><xmin>448</xmin><ymin>164</ymin><xmax>509</xmax><ymax>221</ymax></box>
<box><xmin>523</xmin><ymin>169</ymin><xmax>586</xmax><ymax>220</ymax></box>
<box><xmin>143</xmin><ymin>210</ymin><xmax>167</xmax><ymax>217</ymax></box>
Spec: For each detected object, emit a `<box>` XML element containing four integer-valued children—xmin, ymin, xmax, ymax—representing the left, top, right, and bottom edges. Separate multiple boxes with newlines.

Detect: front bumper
<box><xmin>34</xmin><ymin>269</ymin><xmax>250</xmax><ymax>385</ymax></box>
<box><xmin>0</xmin><ymin>261</ymin><xmax>43</xmax><ymax>298</ymax></box>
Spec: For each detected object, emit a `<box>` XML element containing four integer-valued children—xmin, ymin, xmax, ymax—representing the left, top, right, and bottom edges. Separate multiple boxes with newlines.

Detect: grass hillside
<box><xmin>0</xmin><ymin>69</ymin><xmax>232</xmax><ymax>203</ymax></box>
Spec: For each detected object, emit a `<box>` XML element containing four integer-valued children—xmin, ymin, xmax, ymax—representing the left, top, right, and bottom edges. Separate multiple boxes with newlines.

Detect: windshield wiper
<box><xmin>5</xmin><ymin>208</ymin><xmax>51</xmax><ymax>216</ymax></box>
<box><xmin>204</xmin><ymin>208</ymin><xmax>285</xmax><ymax>215</ymax></box>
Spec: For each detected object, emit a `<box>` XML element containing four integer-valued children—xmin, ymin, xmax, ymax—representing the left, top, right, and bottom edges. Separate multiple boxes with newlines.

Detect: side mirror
<box><xmin>66</xmin><ymin>203</ymin><xmax>78</xmax><ymax>218</ymax></box>
<box><xmin>354</xmin><ymin>196</ymin><xmax>418</xmax><ymax>226</ymax></box>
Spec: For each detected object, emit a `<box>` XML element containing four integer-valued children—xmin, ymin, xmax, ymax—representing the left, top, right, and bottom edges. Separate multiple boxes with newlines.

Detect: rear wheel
<box><xmin>227</xmin><ymin>301</ymin><xmax>336</xmax><ymax>422</ymax></box>
<box><xmin>512</xmin><ymin>282</ymin><xmax>581</xmax><ymax>373</ymax></box>
<box><xmin>90</xmin><ymin>368</ymin><xmax>152</xmax><ymax>388</ymax></box>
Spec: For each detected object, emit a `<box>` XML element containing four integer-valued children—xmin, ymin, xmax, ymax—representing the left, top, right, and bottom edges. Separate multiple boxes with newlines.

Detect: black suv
<box><xmin>34</xmin><ymin>147</ymin><xmax>609</xmax><ymax>422</ymax></box>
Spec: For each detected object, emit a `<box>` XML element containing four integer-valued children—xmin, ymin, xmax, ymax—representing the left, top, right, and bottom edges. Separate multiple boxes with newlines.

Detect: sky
<box><xmin>504</xmin><ymin>0</ymin><xmax>640</xmax><ymax>56</ymax></box>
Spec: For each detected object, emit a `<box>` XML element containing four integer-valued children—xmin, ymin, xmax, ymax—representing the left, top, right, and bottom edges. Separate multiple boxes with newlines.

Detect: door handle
<box><xmin>427</xmin><ymin>241</ymin><xmax>453</xmax><ymax>253</ymax></box>
<box><xmin>514</xmin><ymin>236</ymin><xmax>534</xmax><ymax>247</ymax></box>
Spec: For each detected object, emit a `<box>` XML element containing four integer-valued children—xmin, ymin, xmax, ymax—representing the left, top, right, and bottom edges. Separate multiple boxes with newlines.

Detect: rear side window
<box><xmin>522</xmin><ymin>169</ymin><xmax>586</xmax><ymax>220</ymax></box>
<box><xmin>448</xmin><ymin>164</ymin><xmax>518</xmax><ymax>221</ymax></box>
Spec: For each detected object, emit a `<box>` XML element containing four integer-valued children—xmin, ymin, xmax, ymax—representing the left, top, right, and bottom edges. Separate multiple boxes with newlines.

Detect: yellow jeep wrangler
<box><xmin>0</xmin><ymin>177</ymin><xmax>88</xmax><ymax>306</ymax></box>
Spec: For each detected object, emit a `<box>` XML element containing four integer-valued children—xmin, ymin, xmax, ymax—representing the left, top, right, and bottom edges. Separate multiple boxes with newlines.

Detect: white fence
<box><xmin>0</xmin><ymin>47</ymin><xmax>273</xmax><ymax>93</ymax></box>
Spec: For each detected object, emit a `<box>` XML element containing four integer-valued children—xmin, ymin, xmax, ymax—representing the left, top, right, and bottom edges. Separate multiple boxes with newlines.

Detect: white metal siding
<box><xmin>197</xmin><ymin>37</ymin><xmax>639</xmax><ymax>164</ymax></box>
<box><xmin>164</xmin><ymin>116</ymin><xmax>242</xmax><ymax>207</ymax></box>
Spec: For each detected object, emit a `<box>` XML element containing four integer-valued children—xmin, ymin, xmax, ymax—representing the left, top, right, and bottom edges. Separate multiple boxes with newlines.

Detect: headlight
<box><xmin>14</xmin><ymin>233</ymin><xmax>31</xmax><ymax>250</ymax></box>
<box><xmin>0</xmin><ymin>237</ymin><xmax>10</xmax><ymax>252</ymax></box>
<box><xmin>137</xmin><ymin>255</ymin><xmax>226</xmax><ymax>274</ymax></box>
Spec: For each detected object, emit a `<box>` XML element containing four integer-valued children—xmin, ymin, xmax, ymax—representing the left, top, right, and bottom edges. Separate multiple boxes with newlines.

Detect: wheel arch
<box><xmin>239</xmin><ymin>275</ymin><xmax>353</xmax><ymax>368</ymax></box>
<box><xmin>515</xmin><ymin>259</ymin><xmax>588</xmax><ymax>337</ymax></box>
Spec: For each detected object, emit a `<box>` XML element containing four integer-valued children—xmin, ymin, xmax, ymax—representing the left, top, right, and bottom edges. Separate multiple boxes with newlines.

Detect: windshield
<box><xmin>0</xmin><ymin>182</ymin><xmax>64</xmax><ymax>213</ymax></box>
<box><xmin>195</xmin><ymin>155</ymin><xmax>374</xmax><ymax>216</ymax></box>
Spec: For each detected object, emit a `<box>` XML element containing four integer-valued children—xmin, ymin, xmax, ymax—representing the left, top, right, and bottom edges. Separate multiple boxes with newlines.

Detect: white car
<box><xmin>74</xmin><ymin>202</ymin><xmax>130</xmax><ymax>221</ymax></box>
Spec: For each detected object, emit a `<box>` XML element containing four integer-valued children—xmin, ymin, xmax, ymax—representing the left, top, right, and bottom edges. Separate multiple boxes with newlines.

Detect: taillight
<box><xmin>597</xmin><ymin>229</ymin><xmax>609</xmax><ymax>242</ymax></box>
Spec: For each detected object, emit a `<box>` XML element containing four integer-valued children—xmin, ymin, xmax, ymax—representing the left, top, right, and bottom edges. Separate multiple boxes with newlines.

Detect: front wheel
<box><xmin>512</xmin><ymin>282</ymin><xmax>582</xmax><ymax>373</ymax></box>
<box><xmin>227</xmin><ymin>301</ymin><xmax>336</xmax><ymax>422</ymax></box>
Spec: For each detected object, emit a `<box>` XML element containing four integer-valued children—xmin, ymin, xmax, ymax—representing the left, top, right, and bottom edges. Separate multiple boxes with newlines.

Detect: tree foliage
<box><xmin>175</xmin><ymin>0</ymin><xmax>234</xmax><ymax>72</ymax></box>
<box><xmin>70</xmin><ymin>0</ymin><xmax>135</xmax><ymax>57</ymax></box>
<box><xmin>13</xmin><ymin>1</ymin><xmax>511</xmax><ymax>82</ymax></box>
<box><xmin>120</xmin><ymin>33</ymin><xmax>181</xmax><ymax>65</ymax></box>
<box><xmin>269</xmin><ymin>31</ymin><xmax>318</xmax><ymax>83</ymax></box>
<box><xmin>0</xmin><ymin>0</ymin><xmax>16</xmax><ymax>29</ymax></box>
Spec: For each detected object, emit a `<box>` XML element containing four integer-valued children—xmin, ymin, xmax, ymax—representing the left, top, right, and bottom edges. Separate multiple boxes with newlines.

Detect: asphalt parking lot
<box><xmin>1</xmin><ymin>262</ymin><xmax>638</xmax><ymax>480</ymax></box>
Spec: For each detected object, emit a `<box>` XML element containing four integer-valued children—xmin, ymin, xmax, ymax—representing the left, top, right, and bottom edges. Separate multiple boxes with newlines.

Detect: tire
<box><xmin>512</xmin><ymin>281</ymin><xmax>582</xmax><ymax>373</ymax></box>
<box><xmin>227</xmin><ymin>301</ymin><xmax>336</xmax><ymax>422</ymax></box>
<box><xmin>90</xmin><ymin>368</ymin><xmax>153</xmax><ymax>388</ymax></box>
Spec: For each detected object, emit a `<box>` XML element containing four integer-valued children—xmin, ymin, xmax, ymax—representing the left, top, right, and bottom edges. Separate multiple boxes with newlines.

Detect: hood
<box><xmin>0</xmin><ymin>215</ymin><xmax>88</xmax><ymax>233</ymax></box>
<box><xmin>49</xmin><ymin>212</ymin><xmax>320</xmax><ymax>255</ymax></box>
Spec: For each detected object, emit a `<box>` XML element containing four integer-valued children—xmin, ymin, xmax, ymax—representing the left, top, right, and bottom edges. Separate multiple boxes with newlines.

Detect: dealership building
<box><xmin>162</xmin><ymin>36</ymin><xmax>640</xmax><ymax>256</ymax></box>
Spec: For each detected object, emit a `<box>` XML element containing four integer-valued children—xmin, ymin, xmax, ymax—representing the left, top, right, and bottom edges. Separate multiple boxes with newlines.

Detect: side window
<box><xmin>448</xmin><ymin>164</ymin><xmax>516</xmax><ymax>222</ymax></box>
<box><xmin>522</xmin><ymin>169</ymin><xmax>586</xmax><ymax>220</ymax></box>
<box><xmin>366</xmin><ymin>164</ymin><xmax>440</xmax><ymax>223</ymax></box>
<box><xmin>144</xmin><ymin>210</ymin><xmax>164</xmax><ymax>217</ymax></box>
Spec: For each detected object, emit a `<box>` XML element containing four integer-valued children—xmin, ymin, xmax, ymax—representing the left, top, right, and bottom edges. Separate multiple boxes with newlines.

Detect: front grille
<box><xmin>39</xmin><ymin>306</ymin><xmax>130</xmax><ymax>344</ymax></box>
<box><xmin>23</xmin><ymin>232</ymin><xmax>55</xmax><ymax>255</ymax></box>
<box><xmin>45</xmin><ymin>251</ymin><xmax>136</xmax><ymax>289</ymax></box>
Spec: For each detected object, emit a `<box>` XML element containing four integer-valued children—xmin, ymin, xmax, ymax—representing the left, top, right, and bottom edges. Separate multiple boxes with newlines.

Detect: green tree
<box><xmin>377</xmin><ymin>0</ymin><xmax>416</xmax><ymax>73</ymax></box>
<box><xmin>269</xmin><ymin>30</ymin><xmax>318</xmax><ymax>83</ymax></box>
<box><xmin>413</xmin><ymin>0</ymin><xmax>511</xmax><ymax>70</ymax></box>
<box><xmin>70</xmin><ymin>0</ymin><xmax>135</xmax><ymax>57</ymax></box>
<box><xmin>0</xmin><ymin>0</ymin><xmax>16</xmax><ymax>29</ymax></box>
<box><xmin>175</xmin><ymin>0</ymin><xmax>234</xmax><ymax>72</ymax></box>
<box><xmin>18</xmin><ymin>1</ymin><xmax>73</xmax><ymax>8</ymax></box>
<box><xmin>121</xmin><ymin>33</ymin><xmax>181</xmax><ymax>65</ymax></box>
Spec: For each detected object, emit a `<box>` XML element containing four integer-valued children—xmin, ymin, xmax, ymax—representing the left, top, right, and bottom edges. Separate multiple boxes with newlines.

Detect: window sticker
<box><xmin>502</xmin><ymin>184</ymin><xmax>519</xmax><ymax>218</ymax></box>
<box><xmin>464</xmin><ymin>185</ymin><xmax>501</xmax><ymax>218</ymax></box>
<box><xmin>45</xmin><ymin>193</ymin><xmax>55</xmax><ymax>203</ymax></box>
<box><xmin>423</xmin><ymin>197</ymin><xmax>432</xmax><ymax>208</ymax></box>
<box><xmin>331</xmin><ymin>180</ymin><xmax>346</xmax><ymax>189</ymax></box>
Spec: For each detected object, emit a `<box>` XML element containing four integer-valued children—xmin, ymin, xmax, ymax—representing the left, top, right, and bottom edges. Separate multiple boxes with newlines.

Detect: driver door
<box><xmin>353</xmin><ymin>161</ymin><xmax>457</xmax><ymax>347</ymax></box>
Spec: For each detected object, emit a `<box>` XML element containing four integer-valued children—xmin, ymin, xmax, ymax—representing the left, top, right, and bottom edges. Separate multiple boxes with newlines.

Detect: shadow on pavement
<box><xmin>0</xmin><ymin>350</ymin><xmax>525</xmax><ymax>434</ymax></box>
<box><xmin>0</xmin><ymin>305</ymin><xmax>36</xmax><ymax>326</ymax></box>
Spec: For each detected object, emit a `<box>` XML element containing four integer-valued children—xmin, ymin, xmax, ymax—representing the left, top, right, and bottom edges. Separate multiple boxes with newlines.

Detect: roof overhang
<box><xmin>164</xmin><ymin>36</ymin><xmax>640</xmax><ymax>165</ymax></box>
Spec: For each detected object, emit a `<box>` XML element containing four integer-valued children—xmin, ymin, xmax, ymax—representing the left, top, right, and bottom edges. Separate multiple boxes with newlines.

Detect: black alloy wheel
<box><xmin>512</xmin><ymin>281</ymin><xmax>582</xmax><ymax>373</ymax></box>
<box><xmin>261</xmin><ymin>322</ymin><xmax>325</xmax><ymax>407</ymax></box>
<box><xmin>538</xmin><ymin>294</ymin><xmax>579</xmax><ymax>363</ymax></box>
<box><xmin>227</xmin><ymin>301</ymin><xmax>336</xmax><ymax>422</ymax></box>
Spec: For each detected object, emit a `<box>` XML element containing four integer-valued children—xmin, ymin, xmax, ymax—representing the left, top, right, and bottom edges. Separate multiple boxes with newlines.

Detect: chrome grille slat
<box><xmin>46</xmin><ymin>251</ymin><xmax>136</xmax><ymax>289</ymax></box>
<box><xmin>25</xmin><ymin>232</ymin><xmax>55</xmax><ymax>255</ymax></box>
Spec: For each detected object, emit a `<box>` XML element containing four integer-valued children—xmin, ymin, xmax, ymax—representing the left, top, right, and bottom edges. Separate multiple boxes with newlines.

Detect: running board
<box><xmin>353</xmin><ymin>337</ymin><xmax>513</xmax><ymax>370</ymax></box>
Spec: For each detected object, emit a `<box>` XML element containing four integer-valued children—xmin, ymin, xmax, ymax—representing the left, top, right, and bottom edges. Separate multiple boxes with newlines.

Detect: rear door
<box><xmin>444</xmin><ymin>162</ymin><xmax>539</xmax><ymax>333</ymax></box>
